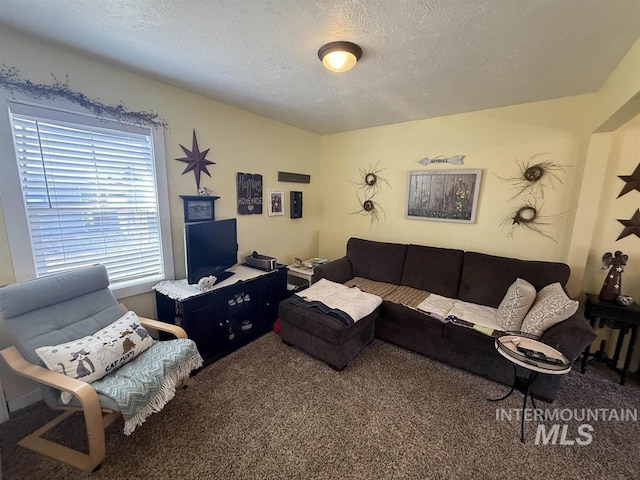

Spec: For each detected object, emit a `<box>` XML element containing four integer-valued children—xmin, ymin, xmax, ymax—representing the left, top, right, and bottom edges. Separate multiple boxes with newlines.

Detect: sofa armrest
<box><xmin>540</xmin><ymin>311</ymin><xmax>596</xmax><ymax>362</ymax></box>
<box><xmin>314</xmin><ymin>257</ymin><xmax>353</xmax><ymax>284</ymax></box>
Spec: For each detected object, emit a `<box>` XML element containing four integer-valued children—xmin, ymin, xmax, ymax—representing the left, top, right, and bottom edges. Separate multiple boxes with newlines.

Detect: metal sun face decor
<box><xmin>405</xmin><ymin>169</ymin><xmax>482</xmax><ymax>223</ymax></box>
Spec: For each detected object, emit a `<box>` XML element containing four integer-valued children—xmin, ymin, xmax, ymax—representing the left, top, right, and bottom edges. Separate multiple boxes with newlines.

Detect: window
<box><xmin>1</xmin><ymin>102</ymin><xmax>173</xmax><ymax>298</ymax></box>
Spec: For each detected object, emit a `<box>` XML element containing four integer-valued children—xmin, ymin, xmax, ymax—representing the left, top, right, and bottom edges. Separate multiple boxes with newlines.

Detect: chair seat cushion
<box><xmin>35</xmin><ymin>311</ymin><xmax>154</xmax><ymax>403</ymax></box>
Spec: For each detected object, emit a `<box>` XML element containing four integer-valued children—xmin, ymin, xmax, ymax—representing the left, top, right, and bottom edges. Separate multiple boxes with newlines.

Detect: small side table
<box><xmin>286</xmin><ymin>258</ymin><xmax>329</xmax><ymax>292</ymax></box>
<box><xmin>286</xmin><ymin>263</ymin><xmax>315</xmax><ymax>292</ymax></box>
<box><xmin>580</xmin><ymin>293</ymin><xmax>640</xmax><ymax>386</ymax></box>
<box><xmin>491</xmin><ymin>334</ymin><xmax>571</xmax><ymax>443</ymax></box>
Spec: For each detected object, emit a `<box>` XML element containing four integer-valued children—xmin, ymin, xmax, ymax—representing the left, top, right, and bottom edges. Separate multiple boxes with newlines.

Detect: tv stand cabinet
<box><xmin>155</xmin><ymin>266</ymin><xmax>288</xmax><ymax>365</ymax></box>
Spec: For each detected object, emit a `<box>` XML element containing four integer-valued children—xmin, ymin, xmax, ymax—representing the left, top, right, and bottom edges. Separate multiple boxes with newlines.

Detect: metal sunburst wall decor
<box><xmin>348</xmin><ymin>164</ymin><xmax>390</xmax><ymax>226</ymax></box>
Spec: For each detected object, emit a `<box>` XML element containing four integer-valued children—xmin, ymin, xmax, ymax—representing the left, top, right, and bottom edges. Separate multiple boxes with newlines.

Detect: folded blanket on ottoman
<box><xmin>295</xmin><ymin>279</ymin><xmax>382</xmax><ymax>327</ymax></box>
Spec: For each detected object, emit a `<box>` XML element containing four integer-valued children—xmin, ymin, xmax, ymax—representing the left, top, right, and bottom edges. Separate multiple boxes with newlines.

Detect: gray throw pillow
<box><xmin>521</xmin><ymin>283</ymin><xmax>579</xmax><ymax>337</ymax></box>
<box><xmin>497</xmin><ymin>278</ymin><xmax>537</xmax><ymax>332</ymax></box>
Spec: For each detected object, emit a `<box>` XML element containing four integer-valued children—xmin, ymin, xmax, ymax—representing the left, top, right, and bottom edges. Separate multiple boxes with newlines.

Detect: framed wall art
<box><xmin>180</xmin><ymin>195</ymin><xmax>219</xmax><ymax>223</ymax></box>
<box><xmin>237</xmin><ymin>172</ymin><xmax>263</xmax><ymax>215</ymax></box>
<box><xmin>268</xmin><ymin>190</ymin><xmax>284</xmax><ymax>216</ymax></box>
<box><xmin>405</xmin><ymin>169</ymin><xmax>482</xmax><ymax>223</ymax></box>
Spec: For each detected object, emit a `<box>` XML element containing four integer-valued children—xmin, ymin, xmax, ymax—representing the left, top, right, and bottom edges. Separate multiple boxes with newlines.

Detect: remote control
<box><xmin>516</xmin><ymin>346</ymin><xmax>565</xmax><ymax>366</ymax></box>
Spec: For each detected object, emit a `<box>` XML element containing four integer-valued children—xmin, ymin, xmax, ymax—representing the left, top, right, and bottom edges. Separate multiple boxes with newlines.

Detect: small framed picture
<box><xmin>180</xmin><ymin>195</ymin><xmax>218</xmax><ymax>223</ymax></box>
<box><xmin>268</xmin><ymin>190</ymin><xmax>284</xmax><ymax>216</ymax></box>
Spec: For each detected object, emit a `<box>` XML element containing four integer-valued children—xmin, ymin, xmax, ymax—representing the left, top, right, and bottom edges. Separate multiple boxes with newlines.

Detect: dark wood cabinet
<box><xmin>155</xmin><ymin>266</ymin><xmax>288</xmax><ymax>364</ymax></box>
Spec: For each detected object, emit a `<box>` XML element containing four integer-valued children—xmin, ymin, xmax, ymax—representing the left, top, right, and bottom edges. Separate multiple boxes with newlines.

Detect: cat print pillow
<box><xmin>36</xmin><ymin>311</ymin><xmax>155</xmax><ymax>403</ymax></box>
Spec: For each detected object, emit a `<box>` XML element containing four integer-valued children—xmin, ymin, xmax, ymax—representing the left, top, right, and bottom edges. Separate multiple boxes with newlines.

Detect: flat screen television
<box><xmin>184</xmin><ymin>218</ymin><xmax>238</xmax><ymax>285</ymax></box>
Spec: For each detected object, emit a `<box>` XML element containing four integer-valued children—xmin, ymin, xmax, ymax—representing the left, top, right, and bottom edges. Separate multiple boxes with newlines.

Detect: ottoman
<box><xmin>278</xmin><ymin>297</ymin><xmax>379</xmax><ymax>371</ymax></box>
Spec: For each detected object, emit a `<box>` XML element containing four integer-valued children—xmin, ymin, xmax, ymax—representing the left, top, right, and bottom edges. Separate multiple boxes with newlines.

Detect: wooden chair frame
<box><xmin>0</xmin><ymin>306</ymin><xmax>188</xmax><ymax>472</ymax></box>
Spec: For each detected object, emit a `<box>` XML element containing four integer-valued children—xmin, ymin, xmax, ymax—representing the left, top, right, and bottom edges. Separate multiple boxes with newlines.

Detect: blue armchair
<box><xmin>0</xmin><ymin>265</ymin><xmax>202</xmax><ymax>471</ymax></box>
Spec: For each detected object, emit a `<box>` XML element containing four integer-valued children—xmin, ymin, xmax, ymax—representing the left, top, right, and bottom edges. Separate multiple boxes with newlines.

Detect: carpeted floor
<box><xmin>1</xmin><ymin>332</ymin><xmax>639</xmax><ymax>480</ymax></box>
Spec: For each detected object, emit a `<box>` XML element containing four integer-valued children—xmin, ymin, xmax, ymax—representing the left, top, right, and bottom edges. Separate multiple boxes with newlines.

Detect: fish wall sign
<box><xmin>418</xmin><ymin>155</ymin><xmax>465</xmax><ymax>166</ymax></box>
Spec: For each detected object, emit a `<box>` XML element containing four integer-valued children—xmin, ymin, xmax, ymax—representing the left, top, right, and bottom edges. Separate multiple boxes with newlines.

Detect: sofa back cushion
<box><xmin>400</xmin><ymin>244</ymin><xmax>464</xmax><ymax>297</ymax></box>
<box><xmin>346</xmin><ymin>238</ymin><xmax>408</xmax><ymax>285</ymax></box>
<box><xmin>457</xmin><ymin>252</ymin><xmax>571</xmax><ymax>308</ymax></box>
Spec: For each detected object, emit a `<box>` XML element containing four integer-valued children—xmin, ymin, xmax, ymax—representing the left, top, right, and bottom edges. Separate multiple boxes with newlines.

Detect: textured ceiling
<box><xmin>1</xmin><ymin>0</ymin><xmax>639</xmax><ymax>134</ymax></box>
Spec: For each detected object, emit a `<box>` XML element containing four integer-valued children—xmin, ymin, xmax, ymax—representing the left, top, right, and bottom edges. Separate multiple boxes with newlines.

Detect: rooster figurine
<box><xmin>598</xmin><ymin>251</ymin><xmax>628</xmax><ymax>301</ymax></box>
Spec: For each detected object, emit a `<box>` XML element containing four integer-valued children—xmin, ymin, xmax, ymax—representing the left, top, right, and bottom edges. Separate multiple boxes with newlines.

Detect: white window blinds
<box><xmin>9</xmin><ymin>112</ymin><xmax>164</xmax><ymax>284</ymax></box>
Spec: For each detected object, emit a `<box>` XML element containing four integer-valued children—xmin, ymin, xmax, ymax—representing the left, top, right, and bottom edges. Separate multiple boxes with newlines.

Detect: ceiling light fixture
<box><xmin>317</xmin><ymin>41</ymin><xmax>363</xmax><ymax>73</ymax></box>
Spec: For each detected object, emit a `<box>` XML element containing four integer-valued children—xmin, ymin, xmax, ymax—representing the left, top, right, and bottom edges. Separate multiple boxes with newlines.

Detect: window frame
<box><xmin>0</xmin><ymin>96</ymin><xmax>174</xmax><ymax>298</ymax></box>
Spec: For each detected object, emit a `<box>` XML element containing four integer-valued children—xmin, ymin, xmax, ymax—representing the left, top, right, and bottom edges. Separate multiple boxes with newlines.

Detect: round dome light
<box><xmin>318</xmin><ymin>41</ymin><xmax>363</xmax><ymax>73</ymax></box>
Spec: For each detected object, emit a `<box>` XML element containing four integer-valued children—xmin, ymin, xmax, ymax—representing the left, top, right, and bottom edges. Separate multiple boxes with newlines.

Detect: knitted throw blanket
<box><xmin>91</xmin><ymin>338</ymin><xmax>203</xmax><ymax>435</ymax></box>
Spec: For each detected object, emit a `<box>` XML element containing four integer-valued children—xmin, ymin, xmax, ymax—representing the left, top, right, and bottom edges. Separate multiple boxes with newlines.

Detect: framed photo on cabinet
<box><xmin>180</xmin><ymin>195</ymin><xmax>218</xmax><ymax>223</ymax></box>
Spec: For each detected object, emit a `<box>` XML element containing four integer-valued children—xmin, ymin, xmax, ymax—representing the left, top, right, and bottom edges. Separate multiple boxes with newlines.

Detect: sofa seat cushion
<box><xmin>345</xmin><ymin>278</ymin><xmax>430</xmax><ymax>308</ymax></box>
<box><xmin>383</xmin><ymin>285</ymin><xmax>430</xmax><ymax>308</ymax></box>
<box><xmin>379</xmin><ymin>301</ymin><xmax>445</xmax><ymax>334</ymax></box>
<box><xmin>345</xmin><ymin>277</ymin><xmax>398</xmax><ymax>299</ymax></box>
<box><xmin>447</xmin><ymin>301</ymin><xmax>500</xmax><ymax>333</ymax></box>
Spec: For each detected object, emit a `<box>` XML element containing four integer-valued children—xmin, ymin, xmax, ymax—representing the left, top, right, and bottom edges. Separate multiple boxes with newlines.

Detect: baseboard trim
<box><xmin>7</xmin><ymin>388</ymin><xmax>42</xmax><ymax>413</ymax></box>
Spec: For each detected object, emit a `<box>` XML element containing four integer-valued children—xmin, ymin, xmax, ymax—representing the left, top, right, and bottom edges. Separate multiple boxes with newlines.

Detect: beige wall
<box><xmin>594</xmin><ymin>37</ymin><xmax>640</xmax><ymax>132</ymax></box>
<box><xmin>0</xmin><ymin>27</ymin><xmax>321</xmax><ymax>404</ymax></box>
<box><xmin>581</xmin><ymin>114</ymin><xmax>640</xmax><ymax>368</ymax></box>
<box><xmin>317</xmin><ymin>95</ymin><xmax>596</xmax><ymax>264</ymax></box>
<box><xmin>582</xmin><ymin>114</ymin><xmax>640</xmax><ymax>298</ymax></box>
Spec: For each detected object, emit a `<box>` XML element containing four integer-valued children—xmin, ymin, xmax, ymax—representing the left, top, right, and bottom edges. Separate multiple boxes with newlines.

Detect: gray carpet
<box><xmin>1</xmin><ymin>332</ymin><xmax>638</xmax><ymax>480</ymax></box>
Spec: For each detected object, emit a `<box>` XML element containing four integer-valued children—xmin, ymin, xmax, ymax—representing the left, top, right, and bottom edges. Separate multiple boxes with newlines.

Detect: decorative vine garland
<box><xmin>0</xmin><ymin>65</ymin><xmax>168</xmax><ymax>129</ymax></box>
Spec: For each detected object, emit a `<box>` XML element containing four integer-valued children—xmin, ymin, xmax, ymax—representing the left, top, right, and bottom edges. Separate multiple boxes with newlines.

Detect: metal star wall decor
<box><xmin>617</xmin><ymin>163</ymin><xmax>640</xmax><ymax>198</ymax></box>
<box><xmin>617</xmin><ymin>209</ymin><xmax>640</xmax><ymax>240</ymax></box>
<box><xmin>175</xmin><ymin>129</ymin><xmax>215</xmax><ymax>190</ymax></box>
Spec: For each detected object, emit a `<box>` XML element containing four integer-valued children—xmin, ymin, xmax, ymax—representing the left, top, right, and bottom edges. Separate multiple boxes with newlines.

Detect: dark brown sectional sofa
<box><xmin>313</xmin><ymin>237</ymin><xmax>596</xmax><ymax>402</ymax></box>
